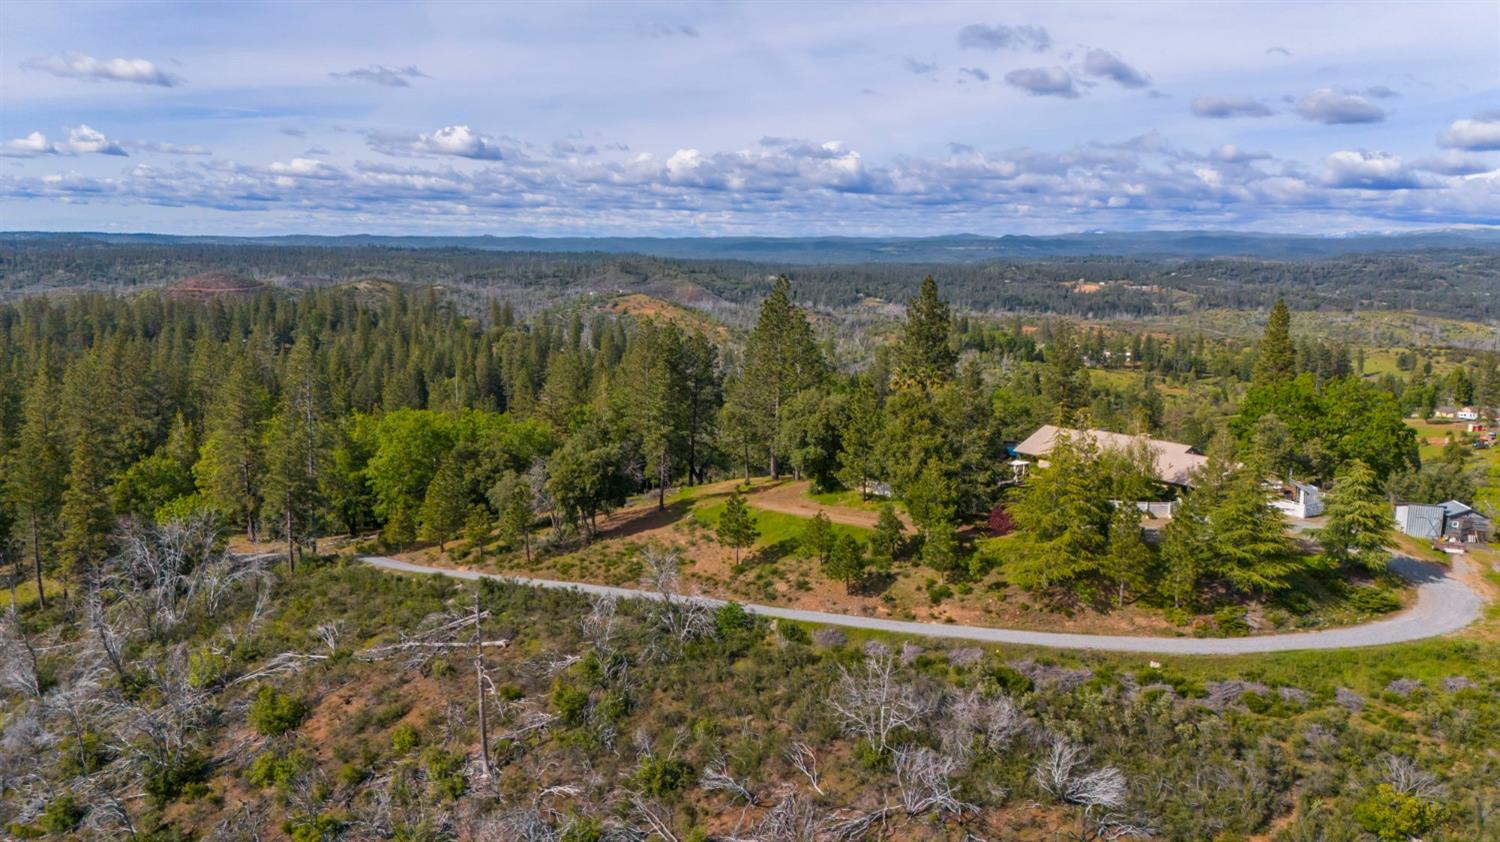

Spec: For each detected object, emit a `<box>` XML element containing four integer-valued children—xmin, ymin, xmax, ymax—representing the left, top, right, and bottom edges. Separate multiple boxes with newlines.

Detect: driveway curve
<box><xmin>359</xmin><ymin>554</ymin><xmax>1485</xmax><ymax>655</ymax></box>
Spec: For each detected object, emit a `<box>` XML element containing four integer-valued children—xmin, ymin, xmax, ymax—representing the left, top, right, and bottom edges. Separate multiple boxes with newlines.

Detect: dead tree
<box><xmin>828</xmin><ymin>647</ymin><xmax>928</xmax><ymax>753</ymax></box>
<box><xmin>0</xmin><ymin>605</ymin><xmax>43</xmax><ymax>699</ymax></box>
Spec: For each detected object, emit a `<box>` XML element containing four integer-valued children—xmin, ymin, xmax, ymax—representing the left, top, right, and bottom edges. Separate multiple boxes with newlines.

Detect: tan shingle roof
<box><xmin>1013</xmin><ymin>425</ymin><xmax>1208</xmax><ymax>487</ymax></box>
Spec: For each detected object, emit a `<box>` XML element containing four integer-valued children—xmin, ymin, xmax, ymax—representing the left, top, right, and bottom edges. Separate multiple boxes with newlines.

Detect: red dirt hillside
<box><xmin>164</xmin><ymin>271</ymin><xmax>266</xmax><ymax>301</ymax></box>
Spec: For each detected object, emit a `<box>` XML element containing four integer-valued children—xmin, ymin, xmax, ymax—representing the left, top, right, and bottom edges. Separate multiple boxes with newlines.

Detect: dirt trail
<box><xmin>743</xmin><ymin>480</ymin><xmax>906</xmax><ymax>530</ymax></box>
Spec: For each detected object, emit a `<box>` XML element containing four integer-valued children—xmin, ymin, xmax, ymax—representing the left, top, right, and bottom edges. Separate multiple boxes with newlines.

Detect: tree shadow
<box><xmin>597</xmin><ymin>498</ymin><xmax>694</xmax><ymax>542</ymax></box>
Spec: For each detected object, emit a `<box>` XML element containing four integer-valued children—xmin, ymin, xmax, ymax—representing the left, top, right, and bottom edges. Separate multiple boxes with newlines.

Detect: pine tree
<box><xmin>870</xmin><ymin>505</ymin><xmax>905</xmax><ymax>570</ymax></box>
<box><xmin>732</xmin><ymin>276</ymin><xmax>826</xmax><ymax>478</ymax></box>
<box><xmin>825</xmin><ymin>533</ymin><xmax>866</xmax><ymax>594</ymax></box>
<box><xmin>1318</xmin><ymin>459</ymin><xmax>1391</xmax><ymax>573</ymax></box>
<box><xmin>262</xmin><ymin>336</ymin><xmax>330</xmax><ymax>569</ymax></box>
<box><xmin>5</xmin><ymin>370</ymin><xmax>66</xmax><ymax>608</ymax></box>
<box><xmin>196</xmin><ymin>356</ymin><xmax>269</xmax><ymax>540</ymax></box>
<box><xmin>715</xmin><ymin>489</ymin><xmax>758</xmax><ymax>565</ymax></box>
<box><xmin>58</xmin><ymin>433</ymin><xmax>114</xmax><ymax>585</ymax></box>
<box><xmin>1252</xmin><ymin>298</ymin><xmax>1296</xmax><ymax>386</ymax></box>
<box><xmin>1041</xmin><ymin>322</ymin><xmax>1090</xmax><ymax>421</ymax></box>
<box><xmin>1160</xmin><ymin>486</ymin><xmax>1212</xmax><ymax>609</ymax></box>
<box><xmin>1007</xmin><ymin>430</ymin><xmax>1112</xmax><ymax>590</ymax></box>
<box><xmin>893</xmin><ymin>276</ymin><xmax>956</xmax><ymax>390</ymax></box>
<box><xmin>419</xmin><ymin>454</ymin><xmax>470</xmax><ymax>553</ymax></box>
<box><xmin>1101</xmin><ymin>502</ymin><xmax>1152</xmax><ymax>608</ymax></box>
<box><xmin>800</xmin><ymin>511</ymin><xmax>834</xmax><ymax>565</ymax></box>
<box><xmin>836</xmin><ymin>380</ymin><xmax>882</xmax><ymax>498</ymax></box>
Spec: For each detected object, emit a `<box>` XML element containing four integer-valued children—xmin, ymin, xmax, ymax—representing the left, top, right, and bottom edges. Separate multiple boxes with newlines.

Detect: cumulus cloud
<box><xmin>1296</xmin><ymin>88</ymin><xmax>1386</xmax><ymax>124</ymax></box>
<box><xmin>1082</xmin><ymin>49</ymin><xmax>1150</xmax><ymax>88</ymax></box>
<box><xmin>958</xmin><ymin>66</ymin><xmax>989</xmax><ymax>82</ymax></box>
<box><xmin>1</xmin><ymin>125</ymin><xmax>128</xmax><ymax>158</ymax></box>
<box><xmin>1005</xmin><ymin>67</ymin><xmax>1077</xmax><ymax>98</ymax></box>
<box><xmin>1322</xmin><ymin>150</ymin><xmax>1422</xmax><ymax>189</ymax></box>
<box><xmin>1438</xmin><ymin>115</ymin><xmax>1500</xmax><ymax>151</ymax></box>
<box><xmin>1190</xmin><ymin>96</ymin><xmax>1272</xmax><ymax>118</ymax></box>
<box><xmin>19</xmin><ymin>52</ymin><xmax>180</xmax><ymax>86</ymax></box>
<box><xmin>902</xmin><ymin>57</ymin><xmax>937</xmax><ymax>75</ymax></box>
<box><xmin>372</xmin><ymin>125</ymin><xmax>510</xmax><ymax>160</ymax></box>
<box><xmin>1413</xmin><ymin>150</ymin><xmax>1492</xmax><ymax>176</ymax></box>
<box><xmin>957</xmin><ymin>23</ymin><xmax>1051</xmax><ymax>52</ymax></box>
<box><xmin>330</xmin><ymin>65</ymin><xmax>426</xmax><ymax>87</ymax></box>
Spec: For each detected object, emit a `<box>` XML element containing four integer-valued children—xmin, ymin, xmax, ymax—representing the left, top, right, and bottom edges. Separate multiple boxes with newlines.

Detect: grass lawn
<box><xmin>805</xmin><ymin>487</ymin><xmax>896</xmax><ymax>513</ymax></box>
<box><xmin>1404</xmin><ymin>417</ymin><xmax>1499</xmax><ymax>470</ymax></box>
<box><xmin>694</xmin><ymin>499</ymin><xmax>873</xmax><ymax>547</ymax></box>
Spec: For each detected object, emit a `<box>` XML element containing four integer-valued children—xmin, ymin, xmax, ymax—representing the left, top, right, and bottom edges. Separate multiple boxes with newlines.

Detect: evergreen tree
<box><xmin>5</xmin><ymin>370</ymin><xmax>66</xmax><ymax>608</ymax></box>
<box><xmin>870</xmin><ymin>505</ymin><xmax>905</xmax><ymax>570</ymax></box>
<box><xmin>1252</xmin><ymin>298</ymin><xmax>1296</xmax><ymax>386</ymax></box>
<box><xmin>1040</xmin><ymin>322</ymin><xmax>1090</xmax><ymax>421</ymax></box>
<box><xmin>715</xmin><ymin>489</ymin><xmax>758</xmax><ymax>565</ymax></box>
<box><xmin>1007</xmin><ymin>430</ymin><xmax>1112</xmax><ymax>590</ymax></box>
<box><xmin>1318</xmin><ymin>459</ymin><xmax>1391</xmax><ymax>573</ymax></box>
<box><xmin>1160</xmin><ymin>486</ymin><xmax>1212</xmax><ymax>609</ymax></box>
<box><xmin>262</xmin><ymin>336</ymin><xmax>331</xmax><ymax>568</ymax></box>
<box><xmin>920</xmin><ymin>522</ymin><xmax>960</xmax><ymax>576</ymax></box>
<box><xmin>835</xmin><ymin>380</ymin><xmax>882</xmax><ymax>498</ymax></box>
<box><xmin>800</xmin><ymin>511</ymin><xmax>834</xmax><ymax>565</ymax></box>
<box><xmin>492</xmin><ymin>471</ymin><xmax>536</xmax><ymax>563</ymax></box>
<box><xmin>893</xmin><ymin>276</ymin><xmax>956</xmax><ymax>390</ymax></box>
<box><xmin>730</xmin><ymin>276</ymin><xmax>825</xmax><ymax>478</ymax></box>
<box><xmin>1209</xmin><ymin>467</ymin><xmax>1299</xmax><ymax>595</ymax></box>
<box><xmin>825</xmin><ymin>533</ymin><xmax>866</xmax><ymax>593</ymax></box>
<box><xmin>196</xmin><ymin>356</ymin><xmax>269</xmax><ymax>540</ymax></box>
<box><xmin>58</xmin><ymin>433</ymin><xmax>114</xmax><ymax>585</ymax></box>
<box><xmin>1101</xmin><ymin>502</ymin><xmax>1151</xmax><ymax>608</ymax></box>
<box><xmin>419</xmin><ymin>453</ymin><xmax>470</xmax><ymax>552</ymax></box>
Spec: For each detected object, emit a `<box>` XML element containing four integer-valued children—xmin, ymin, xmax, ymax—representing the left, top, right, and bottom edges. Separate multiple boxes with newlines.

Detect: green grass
<box><xmin>3</xmin><ymin>576</ymin><xmax>63</xmax><ymax>609</ymax></box>
<box><xmin>1404</xmin><ymin>418</ymin><xmax>1499</xmax><ymax>469</ymax></box>
<box><xmin>805</xmin><ymin>487</ymin><xmax>894</xmax><ymax>513</ymax></box>
<box><xmin>694</xmin><ymin>500</ymin><xmax>873</xmax><ymax>547</ymax></box>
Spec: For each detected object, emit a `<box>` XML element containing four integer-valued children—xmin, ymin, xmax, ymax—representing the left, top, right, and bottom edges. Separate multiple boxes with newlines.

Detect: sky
<box><xmin>1</xmin><ymin>0</ymin><xmax>1498</xmax><ymax>237</ymax></box>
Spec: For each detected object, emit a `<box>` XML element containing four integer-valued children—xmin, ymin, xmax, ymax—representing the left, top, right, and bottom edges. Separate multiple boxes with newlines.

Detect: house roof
<box><xmin>1439</xmin><ymin>500</ymin><xmax>1475</xmax><ymax>517</ymax></box>
<box><xmin>1013</xmin><ymin>425</ymin><xmax>1209</xmax><ymax>487</ymax></box>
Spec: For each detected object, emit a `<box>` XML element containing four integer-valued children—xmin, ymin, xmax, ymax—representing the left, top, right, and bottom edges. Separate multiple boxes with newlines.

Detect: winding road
<box><xmin>360</xmin><ymin>554</ymin><xmax>1486</xmax><ymax>655</ymax></box>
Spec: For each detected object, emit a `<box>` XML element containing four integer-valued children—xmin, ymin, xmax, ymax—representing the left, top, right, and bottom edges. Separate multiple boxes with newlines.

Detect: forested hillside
<box><xmin>1</xmin><ymin>269</ymin><xmax>1498</xmax><ymax>840</ymax></box>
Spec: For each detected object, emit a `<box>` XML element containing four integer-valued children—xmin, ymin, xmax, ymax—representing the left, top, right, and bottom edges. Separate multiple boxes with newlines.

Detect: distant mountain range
<box><xmin>6</xmin><ymin>228</ymin><xmax>1499</xmax><ymax>264</ymax></box>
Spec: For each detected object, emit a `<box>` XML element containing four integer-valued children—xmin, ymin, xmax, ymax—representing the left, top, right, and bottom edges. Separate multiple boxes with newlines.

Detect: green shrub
<box><xmin>390</xmin><ymin>723</ymin><xmax>421</xmax><ymax>754</ymax></box>
<box><xmin>144</xmin><ymin>751</ymin><xmax>209</xmax><ymax>805</ymax></box>
<box><xmin>246</xmin><ymin>750</ymin><xmax>306</xmax><ymax>789</ymax></box>
<box><xmin>248</xmin><ymin>685</ymin><xmax>308</xmax><ymax>737</ymax></box>
<box><xmin>422</xmin><ymin>748</ymin><xmax>466</xmax><ymax>800</ymax></box>
<box><xmin>552</xmin><ymin>681</ymin><xmax>591</xmax><ymax>726</ymax></box>
<box><xmin>986</xmin><ymin>663</ymin><xmax>1034</xmax><ymax>696</ymax></box>
<box><xmin>1353</xmin><ymin>784</ymin><xmax>1443</xmax><ymax>841</ymax></box>
<box><xmin>1349</xmin><ymin>586</ymin><xmax>1401</xmax><ymax>614</ymax></box>
<box><xmin>1213</xmin><ymin>606</ymin><xmax>1250</xmax><ymax>637</ymax></box>
<box><xmin>632</xmin><ymin>756</ymin><xmax>695</xmax><ymax>798</ymax></box>
<box><xmin>560</xmin><ymin>814</ymin><xmax>604</xmax><ymax>842</ymax></box>
<box><xmin>38</xmin><ymin>793</ymin><xmax>83</xmax><ymax>833</ymax></box>
<box><xmin>188</xmin><ymin>645</ymin><xmax>233</xmax><ymax>688</ymax></box>
<box><xmin>56</xmin><ymin>730</ymin><xmax>110</xmax><ymax>777</ymax></box>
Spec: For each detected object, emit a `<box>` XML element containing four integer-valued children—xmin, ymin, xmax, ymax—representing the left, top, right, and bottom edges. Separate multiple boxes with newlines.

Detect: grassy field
<box><xmin>1405</xmin><ymin>417</ymin><xmax>1499</xmax><ymax>470</ymax></box>
<box><xmin>693</xmin><ymin>498</ymin><xmax>873</xmax><ymax>546</ymax></box>
<box><xmin>3</xmin><ymin>575</ymin><xmax>63</xmax><ymax>609</ymax></box>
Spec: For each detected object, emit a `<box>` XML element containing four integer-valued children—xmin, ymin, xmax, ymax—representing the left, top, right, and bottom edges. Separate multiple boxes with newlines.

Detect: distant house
<box><xmin>1394</xmin><ymin>500</ymin><xmax>1492</xmax><ymax>543</ymax></box>
<box><xmin>1456</xmin><ymin>406</ymin><xmax>1480</xmax><ymax>422</ymax></box>
<box><xmin>1012</xmin><ymin>425</ymin><xmax>1208</xmax><ymax>488</ymax></box>
<box><xmin>1438</xmin><ymin>500</ymin><xmax>1491</xmax><ymax>543</ymax></box>
<box><xmin>1271</xmin><ymin>481</ymin><xmax>1324</xmax><ymax>519</ymax></box>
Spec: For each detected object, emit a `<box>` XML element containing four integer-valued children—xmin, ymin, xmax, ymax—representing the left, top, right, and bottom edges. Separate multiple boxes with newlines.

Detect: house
<box><xmin>1271</xmin><ymin>481</ymin><xmax>1324</xmax><ymax>519</ymax></box>
<box><xmin>1012</xmin><ymin>425</ymin><xmax>1208</xmax><ymax>488</ymax></box>
<box><xmin>1438</xmin><ymin>500</ymin><xmax>1491</xmax><ymax>543</ymax></box>
<box><xmin>1456</xmin><ymin>406</ymin><xmax>1480</xmax><ymax>422</ymax></box>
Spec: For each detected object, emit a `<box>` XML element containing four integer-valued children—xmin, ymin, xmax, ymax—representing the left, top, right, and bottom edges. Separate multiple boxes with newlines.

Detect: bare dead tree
<box><xmin>828</xmin><ymin>647</ymin><xmax>928</xmax><ymax>753</ymax></box>
<box><xmin>940</xmin><ymin>689</ymin><xmax>1024</xmax><ymax>762</ymax></box>
<box><xmin>1383</xmin><ymin>754</ymin><xmax>1445</xmax><ymax>800</ymax></box>
<box><xmin>639</xmin><ymin>549</ymin><xmax>714</xmax><ymax>660</ymax></box>
<box><xmin>473</xmin><ymin>589</ymin><xmax>493</xmax><ymax>780</ymax></box>
<box><xmin>1033</xmin><ymin>734</ymin><xmax>1150</xmax><ymax>841</ymax></box>
<box><xmin>893</xmin><ymin>745</ymin><xmax>976</xmax><ymax>818</ymax></box>
<box><xmin>0</xmin><ymin>605</ymin><xmax>43</xmax><ymax>699</ymax></box>
<box><xmin>749</xmin><ymin>795</ymin><xmax>823</xmax><ymax>842</ymax></box>
<box><xmin>785</xmin><ymin>742</ymin><xmax>824</xmax><ymax>795</ymax></box>
<box><xmin>629</xmin><ymin>793</ymin><xmax>680</xmax><ymax>842</ymax></box>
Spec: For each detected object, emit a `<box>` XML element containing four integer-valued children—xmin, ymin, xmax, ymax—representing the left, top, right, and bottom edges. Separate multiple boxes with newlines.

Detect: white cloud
<box><xmin>957</xmin><ymin>23</ymin><xmax>1050</xmax><ymax>52</ymax></box>
<box><xmin>902</xmin><ymin>57</ymin><xmax>937</xmax><ymax>75</ymax></box>
<box><xmin>1190</xmin><ymin>96</ymin><xmax>1272</xmax><ymax>118</ymax></box>
<box><xmin>1005</xmin><ymin>67</ymin><xmax>1077</xmax><ymax>98</ymax></box>
<box><xmin>1322</xmin><ymin>150</ymin><xmax>1421</xmax><ymax>189</ymax></box>
<box><xmin>329</xmin><ymin>65</ymin><xmax>426</xmax><ymax>88</ymax></box>
<box><xmin>1</xmin><ymin>125</ymin><xmax>127</xmax><ymax>157</ymax></box>
<box><xmin>1296</xmin><ymin>88</ymin><xmax>1386</xmax><ymax>124</ymax></box>
<box><xmin>20</xmin><ymin>52</ymin><xmax>180</xmax><ymax>86</ymax></box>
<box><xmin>1438</xmin><ymin>116</ymin><xmax>1500</xmax><ymax>151</ymax></box>
<box><xmin>1082</xmin><ymin>50</ymin><xmax>1150</xmax><ymax>89</ymax></box>
<box><xmin>1412</xmin><ymin>150</ymin><xmax>1492</xmax><ymax>176</ymax></box>
<box><xmin>958</xmin><ymin>67</ymin><xmax>990</xmax><ymax>82</ymax></box>
<box><xmin>372</xmin><ymin>125</ymin><xmax>509</xmax><ymax>160</ymax></box>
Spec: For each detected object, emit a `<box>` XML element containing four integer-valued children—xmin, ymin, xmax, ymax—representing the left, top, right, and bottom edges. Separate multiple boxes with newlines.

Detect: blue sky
<box><xmin>2</xmin><ymin>0</ymin><xmax>1497</xmax><ymax>236</ymax></box>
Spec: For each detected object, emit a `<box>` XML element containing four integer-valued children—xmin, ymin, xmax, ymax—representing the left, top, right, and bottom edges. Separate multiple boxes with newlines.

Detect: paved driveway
<box><xmin>359</xmin><ymin>553</ymin><xmax>1485</xmax><ymax>655</ymax></box>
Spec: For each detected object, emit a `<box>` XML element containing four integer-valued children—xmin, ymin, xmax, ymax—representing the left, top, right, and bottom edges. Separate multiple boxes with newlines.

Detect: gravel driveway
<box><xmin>359</xmin><ymin>553</ymin><xmax>1484</xmax><ymax>655</ymax></box>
